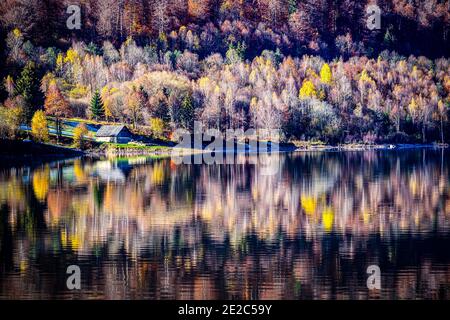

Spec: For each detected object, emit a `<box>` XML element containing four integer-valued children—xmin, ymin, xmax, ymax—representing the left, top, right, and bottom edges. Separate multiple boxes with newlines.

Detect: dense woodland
<box><xmin>0</xmin><ymin>0</ymin><xmax>450</xmax><ymax>143</ymax></box>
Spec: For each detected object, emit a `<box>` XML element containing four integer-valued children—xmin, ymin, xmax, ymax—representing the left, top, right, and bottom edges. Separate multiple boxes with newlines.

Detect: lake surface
<box><xmin>0</xmin><ymin>150</ymin><xmax>450</xmax><ymax>299</ymax></box>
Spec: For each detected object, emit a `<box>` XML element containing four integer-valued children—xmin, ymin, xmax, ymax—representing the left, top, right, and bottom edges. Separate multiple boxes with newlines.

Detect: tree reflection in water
<box><xmin>0</xmin><ymin>150</ymin><xmax>449</xmax><ymax>299</ymax></box>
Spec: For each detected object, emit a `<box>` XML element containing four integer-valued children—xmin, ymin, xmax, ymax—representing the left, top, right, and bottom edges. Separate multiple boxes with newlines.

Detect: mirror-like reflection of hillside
<box><xmin>1</xmin><ymin>150</ymin><xmax>450</xmax><ymax>299</ymax></box>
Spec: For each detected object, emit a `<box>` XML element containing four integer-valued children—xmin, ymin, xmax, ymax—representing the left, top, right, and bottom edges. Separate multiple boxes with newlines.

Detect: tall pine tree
<box><xmin>14</xmin><ymin>62</ymin><xmax>42</xmax><ymax>124</ymax></box>
<box><xmin>90</xmin><ymin>90</ymin><xmax>105</xmax><ymax>121</ymax></box>
<box><xmin>180</xmin><ymin>92</ymin><xmax>194</xmax><ymax>130</ymax></box>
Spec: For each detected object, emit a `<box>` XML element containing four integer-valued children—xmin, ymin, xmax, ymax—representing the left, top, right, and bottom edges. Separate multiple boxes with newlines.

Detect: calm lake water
<box><xmin>0</xmin><ymin>150</ymin><xmax>450</xmax><ymax>299</ymax></box>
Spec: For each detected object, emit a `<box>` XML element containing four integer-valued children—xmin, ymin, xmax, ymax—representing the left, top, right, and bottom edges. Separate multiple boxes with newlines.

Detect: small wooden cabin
<box><xmin>95</xmin><ymin>125</ymin><xmax>133</xmax><ymax>143</ymax></box>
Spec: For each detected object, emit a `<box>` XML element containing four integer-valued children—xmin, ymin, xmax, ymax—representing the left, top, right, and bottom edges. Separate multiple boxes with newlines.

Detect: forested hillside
<box><xmin>1</xmin><ymin>0</ymin><xmax>449</xmax><ymax>143</ymax></box>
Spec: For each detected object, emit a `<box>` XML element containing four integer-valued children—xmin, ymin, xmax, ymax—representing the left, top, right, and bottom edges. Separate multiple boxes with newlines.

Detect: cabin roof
<box><xmin>96</xmin><ymin>125</ymin><xmax>131</xmax><ymax>137</ymax></box>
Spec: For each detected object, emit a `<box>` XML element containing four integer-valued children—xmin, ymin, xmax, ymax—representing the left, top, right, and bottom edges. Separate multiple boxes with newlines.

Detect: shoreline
<box><xmin>92</xmin><ymin>142</ymin><xmax>449</xmax><ymax>158</ymax></box>
<box><xmin>0</xmin><ymin>139</ymin><xmax>84</xmax><ymax>167</ymax></box>
<box><xmin>290</xmin><ymin>143</ymin><xmax>448</xmax><ymax>152</ymax></box>
<box><xmin>1</xmin><ymin>140</ymin><xmax>448</xmax><ymax>162</ymax></box>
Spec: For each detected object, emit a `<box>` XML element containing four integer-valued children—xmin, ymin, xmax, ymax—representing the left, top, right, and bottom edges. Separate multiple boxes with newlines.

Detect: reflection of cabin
<box><xmin>95</xmin><ymin>125</ymin><xmax>133</xmax><ymax>143</ymax></box>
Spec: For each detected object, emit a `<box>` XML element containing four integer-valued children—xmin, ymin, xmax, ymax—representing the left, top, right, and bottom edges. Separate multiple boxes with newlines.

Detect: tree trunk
<box><xmin>441</xmin><ymin>118</ymin><xmax>444</xmax><ymax>144</ymax></box>
<box><xmin>422</xmin><ymin>122</ymin><xmax>426</xmax><ymax>143</ymax></box>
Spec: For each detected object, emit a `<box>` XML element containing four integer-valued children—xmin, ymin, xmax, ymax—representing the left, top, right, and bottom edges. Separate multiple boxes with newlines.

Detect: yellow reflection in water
<box><xmin>301</xmin><ymin>195</ymin><xmax>317</xmax><ymax>216</ymax></box>
<box><xmin>32</xmin><ymin>166</ymin><xmax>50</xmax><ymax>202</ymax></box>
<box><xmin>322</xmin><ymin>207</ymin><xmax>334</xmax><ymax>232</ymax></box>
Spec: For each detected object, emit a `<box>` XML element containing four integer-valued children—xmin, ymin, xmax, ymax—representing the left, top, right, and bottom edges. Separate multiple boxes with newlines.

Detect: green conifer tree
<box><xmin>90</xmin><ymin>90</ymin><xmax>105</xmax><ymax>121</ymax></box>
<box><xmin>14</xmin><ymin>62</ymin><xmax>42</xmax><ymax>124</ymax></box>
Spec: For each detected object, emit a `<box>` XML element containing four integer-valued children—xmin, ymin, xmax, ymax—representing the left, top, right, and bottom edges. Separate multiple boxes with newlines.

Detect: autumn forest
<box><xmin>0</xmin><ymin>0</ymin><xmax>450</xmax><ymax>144</ymax></box>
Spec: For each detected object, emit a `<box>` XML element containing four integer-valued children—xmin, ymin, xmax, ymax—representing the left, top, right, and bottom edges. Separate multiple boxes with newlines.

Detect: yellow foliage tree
<box><xmin>100</xmin><ymin>86</ymin><xmax>114</xmax><ymax>121</ymax></box>
<box><xmin>360</xmin><ymin>69</ymin><xmax>374</xmax><ymax>83</ymax></box>
<box><xmin>13</xmin><ymin>28</ymin><xmax>22</xmax><ymax>38</ymax></box>
<box><xmin>69</xmin><ymin>85</ymin><xmax>88</xmax><ymax>99</ymax></box>
<box><xmin>64</xmin><ymin>48</ymin><xmax>79</xmax><ymax>64</ymax></box>
<box><xmin>198</xmin><ymin>77</ymin><xmax>210</xmax><ymax>89</ymax></box>
<box><xmin>408</xmin><ymin>97</ymin><xmax>418</xmax><ymax>121</ymax></box>
<box><xmin>56</xmin><ymin>53</ymin><xmax>64</xmax><ymax>75</ymax></box>
<box><xmin>150</xmin><ymin>118</ymin><xmax>166</xmax><ymax>139</ymax></box>
<box><xmin>31</xmin><ymin>110</ymin><xmax>49</xmax><ymax>142</ymax></box>
<box><xmin>320</xmin><ymin>63</ymin><xmax>332</xmax><ymax>84</ymax></box>
<box><xmin>250</xmin><ymin>97</ymin><xmax>258</xmax><ymax>108</ymax></box>
<box><xmin>299</xmin><ymin>80</ymin><xmax>317</xmax><ymax>99</ymax></box>
<box><xmin>0</xmin><ymin>105</ymin><xmax>23</xmax><ymax>139</ymax></box>
<box><xmin>73</xmin><ymin>123</ymin><xmax>89</xmax><ymax>149</ymax></box>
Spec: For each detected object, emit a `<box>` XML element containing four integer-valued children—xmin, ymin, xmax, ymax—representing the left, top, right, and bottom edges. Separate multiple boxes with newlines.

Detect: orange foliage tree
<box><xmin>44</xmin><ymin>80</ymin><xmax>71</xmax><ymax>143</ymax></box>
